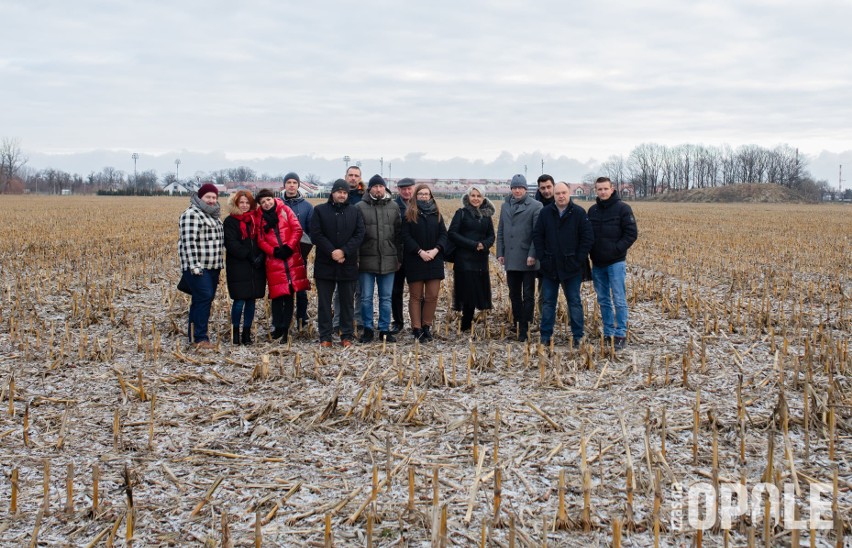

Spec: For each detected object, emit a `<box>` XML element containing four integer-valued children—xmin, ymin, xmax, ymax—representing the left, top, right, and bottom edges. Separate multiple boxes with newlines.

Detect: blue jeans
<box><xmin>592</xmin><ymin>261</ymin><xmax>628</xmax><ymax>338</ymax></box>
<box><xmin>183</xmin><ymin>268</ymin><xmax>220</xmax><ymax>343</ymax></box>
<box><xmin>359</xmin><ymin>272</ymin><xmax>395</xmax><ymax>331</ymax></box>
<box><xmin>231</xmin><ymin>299</ymin><xmax>256</xmax><ymax>329</ymax></box>
<box><xmin>540</xmin><ymin>274</ymin><xmax>583</xmax><ymax>342</ymax></box>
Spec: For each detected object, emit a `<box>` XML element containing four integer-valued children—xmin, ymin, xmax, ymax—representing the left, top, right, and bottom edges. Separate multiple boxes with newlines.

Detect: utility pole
<box><xmin>524</xmin><ymin>164</ymin><xmax>527</xmax><ymax>178</ymax></box>
<box><xmin>840</xmin><ymin>164</ymin><xmax>844</xmax><ymax>194</ymax></box>
<box><xmin>380</xmin><ymin>157</ymin><xmax>384</xmax><ymax>177</ymax></box>
<box><xmin>541</xmin><ymin>159</ymin><xmax>544</xmax><ymax>175</ymax></box>
<box><xmin>175</xmin><ymin>158</ymin><xmax>181</xmax><ymax>182</ymax></box>
<box><xmin>132</xmin><ymin>152</ymin><xmax>139</xmax><ymax>189</ymax></box>
<box><xmin>343</xmin><ymin>155</ymin><xmax>351</xmax><ymax>170</ymax></box>
<box><xmin>388</xmin><ymin>162</ymin><xmax>392</xmax><ymax>181</ymax></box>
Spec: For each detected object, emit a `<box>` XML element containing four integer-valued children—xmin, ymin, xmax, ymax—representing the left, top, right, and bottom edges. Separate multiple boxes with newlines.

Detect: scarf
<box><xmin>261</xmin><ymin>205</ymin><xmax>279</xmax><ymax>232</ymax></box>
<box><xmin>417</xmin><ymin>199</ymin><xmax>437</xmax><ymax>216</ymax></box>
<box><xmin>231</xmin><ymin>211</ymin><xmax>256</xmax><ymax>240</ymax></box>
<box><xmin>191</xmin><ymin>193</ymin><xmax>221</xmax><ymax>218</ymax></box>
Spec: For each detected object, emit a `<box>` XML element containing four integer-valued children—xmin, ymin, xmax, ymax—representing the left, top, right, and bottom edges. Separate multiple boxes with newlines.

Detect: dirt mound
<box><xmin>650</xmin><ymin>183</ymin><xmax>813</xmax><ymax>203</ymax></box>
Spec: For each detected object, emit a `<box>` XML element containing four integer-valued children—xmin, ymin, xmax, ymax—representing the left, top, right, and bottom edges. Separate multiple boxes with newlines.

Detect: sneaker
<box><xmin>320</xmin><ymin>341</ymin><xmax>333</xmax><ymax>348</ymax></box>
<box><xmin>341</xmin><ymin>339</ymin><xmax>353</xmax><ymax>348</ymax></box>
<box><xmin>379</xmin><ymin>331</ymin><xmax>396</xmax><ymax>343</ymax></box>
<box><xmin>360</xmin><ymin>328</ymin><xmax>374</xmax><ymax>343</ymax></box>
<box><xmin>614</xmin><ymin>336</ymin><xmax>627</xmax><ymax>351</ymax></box>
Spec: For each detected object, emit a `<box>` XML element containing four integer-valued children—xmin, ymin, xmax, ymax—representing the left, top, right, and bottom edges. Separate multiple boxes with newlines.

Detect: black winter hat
<box><xmin>396</xmin><ymin>177</ymin><xmax>415</xmax><ymax>188</ymax></box>
<box><xmin>330</xmin><ymin>179</ymin><xmax>349</xmax><ymax>194</ymax></box>
<box><xmin>368</xmin><ymin>174</ymin><xmax>386</xmax><ymax>190</ymax></box>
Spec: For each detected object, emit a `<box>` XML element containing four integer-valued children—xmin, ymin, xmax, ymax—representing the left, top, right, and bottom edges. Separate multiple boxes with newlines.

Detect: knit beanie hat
<box><xmin>510</xmin><ymin>174</ymin><xmax>527</xmax><ymax>189</ymax></box>
<box><xmin>284</xmin><ymin>172</ymin><xmax>300</xmax><ymax>185</ymax></box>
<box><xmin>331</xmin><ymin>179</ymin><xmax>349</xmax><ymax>194</ymax></box>
<box><xmin>368</xmin><ymin>174</ymin><xmax>386</xmax><ymax>190</ymax></box>
<box><xmin>197</xmin><ymin>183</ymin><xmax>219</xmax><ymax>197</ymax></box>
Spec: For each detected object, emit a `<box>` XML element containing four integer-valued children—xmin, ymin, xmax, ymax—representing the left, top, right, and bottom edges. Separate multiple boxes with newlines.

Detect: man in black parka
<box><xmin>311</xmin><ymin>179</ymin><xmax>365</xmax><ymax>347</ymax></box>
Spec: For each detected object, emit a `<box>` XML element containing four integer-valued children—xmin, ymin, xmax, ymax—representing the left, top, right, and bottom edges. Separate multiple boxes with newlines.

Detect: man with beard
<box><xmin>311</xmin><ymin>179</ymin><xmax>365</xmax><ymax>347</ymax></box>
<box><xmin>355</xmin><ymin>175</ymin><xmax>402</xmax><ymax>343</ymax></box>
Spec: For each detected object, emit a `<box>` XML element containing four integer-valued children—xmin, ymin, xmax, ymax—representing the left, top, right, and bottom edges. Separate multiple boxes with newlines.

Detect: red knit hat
<box><xmin>197</xmin><ymin>183</ymin><xmax>218</xmax><ymax>198</ymax></box>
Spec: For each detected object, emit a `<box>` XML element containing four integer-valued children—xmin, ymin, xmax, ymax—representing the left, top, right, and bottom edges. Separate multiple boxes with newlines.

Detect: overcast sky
<box><xmin>3</xmin><ymin>0</ymin><xmax>851</xmax><ymax>184</ymax></box>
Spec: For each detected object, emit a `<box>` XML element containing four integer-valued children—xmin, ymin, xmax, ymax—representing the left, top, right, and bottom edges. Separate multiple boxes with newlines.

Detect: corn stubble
<box><xmin>0</xmin><ymin>197</ymin><xmax>848</xmax><ymax>545</ymax></box>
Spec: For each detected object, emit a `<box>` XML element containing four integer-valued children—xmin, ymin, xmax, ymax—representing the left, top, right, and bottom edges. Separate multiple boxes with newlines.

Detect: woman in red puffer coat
<box><xmin>256</xmin><ymin>189</ymin><xmax>310</xmax><ymax>342</ymax></box>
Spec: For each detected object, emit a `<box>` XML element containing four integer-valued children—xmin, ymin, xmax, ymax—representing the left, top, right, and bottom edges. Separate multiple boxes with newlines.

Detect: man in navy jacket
<box><xmin>532</xmin><ymin>182</ymin><xmax>594</xmax><ymax>347</ymax></box>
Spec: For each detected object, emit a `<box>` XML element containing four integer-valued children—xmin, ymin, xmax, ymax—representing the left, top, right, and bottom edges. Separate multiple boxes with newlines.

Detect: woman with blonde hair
<box><xmin>401</xmin><ymin>184</ymin><xmax>448</xmax><ymax>342</ymax></box>
<box><xmin>223</xmin><ymin>190</ymin><xmax>267</xmax><ymax>345</ymax></box>
<box><xmin>447</xmin><ymin>185</ymin><xmax>495</xmax><ymax>332</ymax></box>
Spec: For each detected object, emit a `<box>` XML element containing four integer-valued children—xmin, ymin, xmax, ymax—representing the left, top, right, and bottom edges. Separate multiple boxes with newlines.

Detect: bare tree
<box><xmin>0</xmin><ymin>138</ymin><xmax>28</xmax><ymax>193</ymax></box>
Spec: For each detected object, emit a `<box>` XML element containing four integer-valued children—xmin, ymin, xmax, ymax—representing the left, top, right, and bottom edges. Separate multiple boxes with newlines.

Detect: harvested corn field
<box><xmin>0</xmin><ymin>196</ymin><xmax>849</xmax><ymax>546</ymax></box>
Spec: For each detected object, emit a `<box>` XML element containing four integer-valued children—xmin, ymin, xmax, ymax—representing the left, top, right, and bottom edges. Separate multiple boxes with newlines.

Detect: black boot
<box><xmin>461</xmin><ymin>308</ymin><xmax>474</xmax><ymax>332</ymax></box>
<box><xmin>360</xmin><ymin>327</ymin><xmax>374</xmax><ymax>343</ymax></box>
<box><xmin>241</xmin><ymin>326</ymin><xmax>252</xmax><ymax>345</ymax></box>
<box><xmin>412</xmin><ymin>327</ymin><xmax>423</xmax><ymax>341</ymax></box>
<box><xmin>422</xmin><ymin>325</ymin><xmax>433</xmax><ymax>342</ymax></box>
<box><xmin>278</xmin><ymin>322</ymin><xmax>291</xmax><ymax>344</ymax></box>
<box><xmin>232</xmin><ymin>326</ymin><xmax>241</xmax><ymax>345</ymax></box>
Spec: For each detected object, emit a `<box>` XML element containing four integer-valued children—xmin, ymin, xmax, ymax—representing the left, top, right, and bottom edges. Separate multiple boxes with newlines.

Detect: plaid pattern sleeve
<box><xmin>178</xmin><ymin>206</ymin><xmax>225</xmax><ymax>271</ymax></box>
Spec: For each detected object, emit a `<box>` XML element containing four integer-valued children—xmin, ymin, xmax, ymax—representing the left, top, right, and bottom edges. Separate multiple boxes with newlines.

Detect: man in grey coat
<box><xmin>496</xmin><ymin>174</ymin><xmax>543</xmax><ymax>342</ymax></box>
<box><xmin>355</xmin><ymin>175</ymin><xmax>402</xmax><ymax>343</ymax></box>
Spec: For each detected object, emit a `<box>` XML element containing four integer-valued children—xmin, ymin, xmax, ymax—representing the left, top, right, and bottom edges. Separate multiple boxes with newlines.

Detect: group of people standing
<box><xmin>177</xmin><ymin>167</ymin><xmax>637</xmax><ymax>351</ymax></box>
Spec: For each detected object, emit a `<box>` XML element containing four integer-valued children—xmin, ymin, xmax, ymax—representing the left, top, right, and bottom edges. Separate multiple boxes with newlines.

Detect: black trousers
<box><xmin>506</xmin><ymin>270</ymin><xmax>536</xmax><ymax>334</ymax></box>
<box><xmin>317</xmin><ymin>278</ymin><xmax>356</xmax><ymax>342</ymax></box>
<box><xmin>270</xmin><ymin>293</ymin><xmax>295</xmax><ymax>334</ymax></box>
<box><xmin>391</xmin><ymin>264</ymin><xmax>406</xmax><ymax>327</ymax></box>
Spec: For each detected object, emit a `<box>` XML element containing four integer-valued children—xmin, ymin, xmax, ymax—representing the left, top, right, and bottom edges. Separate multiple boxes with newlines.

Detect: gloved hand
<box><xmin>273</xmin><ymin>245</ymin><xmax>293</xmax><ymax>260</ymax></box>
<box><xmin>252</xmin><ymin>253</ymin><xmax>265</xmax><ymax>269</ymax></box>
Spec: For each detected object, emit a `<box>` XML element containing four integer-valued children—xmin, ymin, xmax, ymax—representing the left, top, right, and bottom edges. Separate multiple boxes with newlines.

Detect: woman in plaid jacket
<box><xmin>178</xmin><ymin>184</ymin><xmax>224</xmax><ymax>349</ymax></box>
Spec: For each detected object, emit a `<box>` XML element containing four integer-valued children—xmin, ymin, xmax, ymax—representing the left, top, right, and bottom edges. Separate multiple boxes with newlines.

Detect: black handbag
<box><xmin>177</xmin><ymin>271</ymin><xmax>192</xmax><ymax>294</ymax></box>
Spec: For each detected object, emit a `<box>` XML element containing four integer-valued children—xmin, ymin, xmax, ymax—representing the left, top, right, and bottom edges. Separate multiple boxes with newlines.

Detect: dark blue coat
<box><xmin>283</xmin><ymin>191</ymin><xmax>314</xmax><ymax>245</ymax></box>
<box><xmin>532</xmin><ymin>200</ymin><xmax>594</xmax><ymax>281</ymax></box>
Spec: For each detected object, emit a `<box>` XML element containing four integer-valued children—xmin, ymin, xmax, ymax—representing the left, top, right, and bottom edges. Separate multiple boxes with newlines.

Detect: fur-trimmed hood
<box><xmin>227</xmin><ymin>193</ymin><xmax>257</xmax><ymax>216</ymax></box>
<box><xmin>461</xmin><ymin>193</ymin><xmax>495</xmax><ymax>218</ymax></box>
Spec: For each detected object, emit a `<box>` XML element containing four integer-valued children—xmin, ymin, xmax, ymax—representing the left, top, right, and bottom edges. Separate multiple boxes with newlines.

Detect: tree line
<box><xmin>592</xmin><ymin>142</ymin><xmax>832</xmax><ymax>199</ymax></box>
<box><xmin>1</xmin><ymin>137</ymin><xmax>842</xmax><ymax>199</ymax></box>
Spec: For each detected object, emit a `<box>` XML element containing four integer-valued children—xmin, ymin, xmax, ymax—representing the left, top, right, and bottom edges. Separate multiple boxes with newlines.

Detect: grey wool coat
<box><xmin>355</xmin><ymin>190</ymin><xmax>402</xmax><ymax>275</ymax></box>
<box><xmin>496</xmin><ymin>193</ymin><xmax>543</xmax><ymax>271</ymax></box>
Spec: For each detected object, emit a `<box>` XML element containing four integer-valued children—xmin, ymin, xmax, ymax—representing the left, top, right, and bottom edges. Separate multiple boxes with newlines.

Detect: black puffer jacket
<box><xmin>223</xmin><ymin>214</ymin><xmax>267</xmax><ymax>300</ymax></box>
<box><xmin>532</xmin><ymin>200</ymin><xmax>594</xmax><ymax>281</ymax></box>
<box><xmin>587</xmin><ymin>191</ymin><xmax>637</xmax><ymax>267</ymax></box>
<box><xmin>310</xmin><ymin>199</ymin><xmax>365</xmax><ymax>281</ymax></box>
<box><xmin>402</xmin><ymin>206</ymin><xmax>448</xmax><ymax>282</ymax></box>
<box><xmin>447</xmin><ymin>195</ymin><xmax>495</xmax><ymax>273</ymax></box>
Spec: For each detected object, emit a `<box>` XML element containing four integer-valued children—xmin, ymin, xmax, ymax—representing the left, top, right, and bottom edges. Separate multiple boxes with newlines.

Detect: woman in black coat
<box><xmin>447</xmin><ymin>185</ymin><xmax>495</xmax><ymax>332</ymax></box>
<box><xmin>401</xmin><ymin>184</ymin><xmax>448</xmax><ymax>342</ymax></box>
<box><xmin>223</xmin><ymin>190</ymin><xmax>267</xmax><ymax>345</ymax></box>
